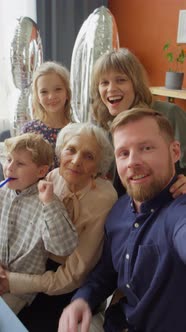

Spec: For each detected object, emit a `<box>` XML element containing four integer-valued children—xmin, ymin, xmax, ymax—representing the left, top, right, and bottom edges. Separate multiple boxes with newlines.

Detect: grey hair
<box><xmin>56</xmin><ymin>122</ymin><xmax>114</xmax><ymax>176</ymax></box>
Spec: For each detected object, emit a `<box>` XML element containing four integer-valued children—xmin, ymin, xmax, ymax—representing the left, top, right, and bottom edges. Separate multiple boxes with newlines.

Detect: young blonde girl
<box><xmin>21</xmin><ymin>61</ymin><xmax>72</xmax><ymax>168</ymax></box>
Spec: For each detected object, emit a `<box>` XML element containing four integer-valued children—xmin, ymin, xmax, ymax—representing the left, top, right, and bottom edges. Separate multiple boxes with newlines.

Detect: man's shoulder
<box><xmin>114</xmin><ymin>192</ymin><xmax>129</xmax><ymax>204</ymax></box>
<box><xmin>106</xmin><ymin>193</ymin><xmax>130</xmax><ymax>218</ymax></box>
<box><xmin>162</xmin><ymin>194</ymin><xmax>186</xmax><ymax>229</ymax></box>
<box><xmin>168</xmin><ymin>194</ymin><xmax>186</xmax><ymax>210</ymax></box>
<box><xmin>161</xmin><ymin>194</ymin><xmax>186</xmax><ymax>240</ymax></box>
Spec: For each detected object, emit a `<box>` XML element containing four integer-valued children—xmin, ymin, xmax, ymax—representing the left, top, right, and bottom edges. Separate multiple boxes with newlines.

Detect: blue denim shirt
<box><xmin>73</xmin><ymin>177</ymin><xmax>186</xmax><ymax>331</ymax></box>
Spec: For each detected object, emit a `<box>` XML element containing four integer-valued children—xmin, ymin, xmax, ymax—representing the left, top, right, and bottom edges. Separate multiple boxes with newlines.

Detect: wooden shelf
<box><xmin>150</xmin><ymin>86</ymin><xmax>186</xmax><ymax>101</ymax></box>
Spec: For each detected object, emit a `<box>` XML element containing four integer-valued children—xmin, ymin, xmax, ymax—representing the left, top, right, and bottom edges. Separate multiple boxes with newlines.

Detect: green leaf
<box><xmin>163</xmin><ymin>41</ymin><xmax>186</xmax><ymax>70</ymax></box>
<box><xmin>166</xmin><ymin>52</ymin><xmax>174</xmax><ymax>62</ymax></box>
<box><xmin>163</xmin><ymin>42</ymin><xmax>170</xmax><ymax>51</ymax></box>
<box><xmin>177</xmin><ymin>49</ymin><xmax>185</xmax><ymax>63</ymax></box>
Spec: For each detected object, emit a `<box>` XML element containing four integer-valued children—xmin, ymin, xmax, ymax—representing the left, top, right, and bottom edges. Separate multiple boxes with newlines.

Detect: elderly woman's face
<box><xmin>59</xmin><ymin>132</ymin><xmax>101</xmax><ymax>192</ymax></box>
<box><xmin>98</xmin><ymin>70</ymin><xmax>135</xmax><ymax>116</ymax></box>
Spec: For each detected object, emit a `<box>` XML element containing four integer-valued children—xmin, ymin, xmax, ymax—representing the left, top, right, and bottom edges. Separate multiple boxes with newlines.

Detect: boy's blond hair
<box><xmin>4</xmin><ymin>133</ymin><xmax>54</xmax><ymax>167</ymax></box>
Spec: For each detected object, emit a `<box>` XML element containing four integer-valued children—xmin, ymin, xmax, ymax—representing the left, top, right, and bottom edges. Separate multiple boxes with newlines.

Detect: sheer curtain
<box><xmin>0</xmin><ymin>0</ymin><xmax>36</xmax><ymax>124</ymax></box>
<box><xmin>36</xmin><ymin>0</ymin><xmax>108</xmax><ymax>69</ymax></box>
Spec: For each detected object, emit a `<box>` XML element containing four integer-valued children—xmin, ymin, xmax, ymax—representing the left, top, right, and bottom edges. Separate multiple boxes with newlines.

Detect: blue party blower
<box><xmin>0</xmin><ymin>177</ymin><xmax>13</xmax><ymax>188</ymax></box>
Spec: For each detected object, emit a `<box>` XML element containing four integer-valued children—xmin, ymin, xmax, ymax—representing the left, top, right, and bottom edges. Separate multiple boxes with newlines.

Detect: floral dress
<box><xmin>21</xmin><ymin>120</ymin><xmax>62</xmax><ymax>168</ymax></box>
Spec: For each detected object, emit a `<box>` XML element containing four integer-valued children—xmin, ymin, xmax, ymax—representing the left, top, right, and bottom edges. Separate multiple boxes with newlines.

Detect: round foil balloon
<box><xmin>70</xmin><ymin>6</ymin><xmax>120</xmax><ymax>123</ymax></box>
<box><xmin>10</xmin><ymin>16</ymin><xmax>43</xmax><ymax>136</ymax></box>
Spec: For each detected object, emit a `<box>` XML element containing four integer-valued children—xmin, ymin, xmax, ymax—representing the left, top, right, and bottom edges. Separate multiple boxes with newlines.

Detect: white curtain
<box><xmin>0</xmin><ymin>0</ymin><xmax>36</xmax><ymax>128</ymax></box>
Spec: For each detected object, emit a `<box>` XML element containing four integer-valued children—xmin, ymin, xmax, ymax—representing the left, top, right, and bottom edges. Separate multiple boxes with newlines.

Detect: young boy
<box><xmin>0</xmin><ymin>133</ymin><xmax>77</xmax><ymax>314</ymax></box>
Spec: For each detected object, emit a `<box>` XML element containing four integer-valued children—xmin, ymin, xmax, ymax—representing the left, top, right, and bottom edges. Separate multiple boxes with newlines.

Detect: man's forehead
<box><xmin>113</xmin><ymin>118</ymin><xmax>160</xmax><ymax>138</ymax></box>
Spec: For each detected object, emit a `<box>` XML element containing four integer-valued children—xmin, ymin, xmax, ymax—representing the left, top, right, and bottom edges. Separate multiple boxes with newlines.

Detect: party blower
<box><xmin>0</xmin><ymin>177</ymin><xmax>13</xmax><ymax>188</ymax></box>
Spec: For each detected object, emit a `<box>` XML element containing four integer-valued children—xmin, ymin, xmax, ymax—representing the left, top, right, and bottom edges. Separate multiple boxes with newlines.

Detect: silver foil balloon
<box><xmin>10</xmin><ymin>16</ymin><xmax>43</xmax><ymax>136</ymax></box>
<box><xmin>70</xmin><ymin>6</ymin><xmax>120</xmax><ymax>123</ymax></box>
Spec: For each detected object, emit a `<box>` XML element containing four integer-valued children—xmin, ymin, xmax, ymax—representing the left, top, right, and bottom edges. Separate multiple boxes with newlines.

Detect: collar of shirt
<box><xmin>62</xmin><ymin>178</ymin><xmax>96</xmax><ymax>223</ymax></box>
<box><xmin>14</xmin><ymin>183</ymin><xmax>38</xmax><ymax>196</ymax></box>
<box><xmin>62</xmin><ymin>178</ymin><xmax>96</xmax><ymax>201</ymax></box>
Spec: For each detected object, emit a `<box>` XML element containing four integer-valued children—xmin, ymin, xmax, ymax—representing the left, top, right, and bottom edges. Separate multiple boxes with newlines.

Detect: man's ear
<box><xmin>170</xmin><ymin>140</ymin><xmax>181</xmax><ymax>163</ymax></box>
<box><xmin>37</xmin><ymin>165</ymin><xmax>49</xmax><ymax>179</ymax></box>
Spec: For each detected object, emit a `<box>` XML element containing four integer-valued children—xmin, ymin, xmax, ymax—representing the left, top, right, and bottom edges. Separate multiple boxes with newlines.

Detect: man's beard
<box><xmin>125</xmin><ymin>179</ymin><xmax>167</xmax><ymax>202</ymax></box>
<box><xmin>122</xmin><ymin>159</ymin><xmax>174</xmax><ymax>202</ymax></box>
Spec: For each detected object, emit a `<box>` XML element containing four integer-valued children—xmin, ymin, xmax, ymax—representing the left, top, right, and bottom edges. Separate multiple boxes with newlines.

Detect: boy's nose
<box><xmin>7</xmin><ymin>164</ymin><xmax>14</xmax><ymax>173</ymax></box>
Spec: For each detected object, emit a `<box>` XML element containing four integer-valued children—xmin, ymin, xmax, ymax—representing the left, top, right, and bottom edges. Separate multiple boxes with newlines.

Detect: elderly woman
<box><xmin>0</xmin><ymin>122</ymin><xmax>117</xmax><ymax>331</ymax></box>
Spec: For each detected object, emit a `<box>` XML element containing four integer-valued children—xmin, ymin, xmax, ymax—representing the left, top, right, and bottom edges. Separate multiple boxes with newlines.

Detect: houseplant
<box><xmin>163</xmin><ymin>41</ymin><xmax>186</xmax><ymax>89</ymax></box>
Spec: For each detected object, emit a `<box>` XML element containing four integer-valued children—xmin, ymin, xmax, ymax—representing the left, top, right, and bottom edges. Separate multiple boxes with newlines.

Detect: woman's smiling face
<box><xmin>98</xmin><ymin>70</ymin><xmax>135</xmax><ymax>116</ymax></box>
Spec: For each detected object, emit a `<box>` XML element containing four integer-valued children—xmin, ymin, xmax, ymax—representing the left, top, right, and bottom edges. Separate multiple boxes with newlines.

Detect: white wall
<box><xmin>0</xmin><ymin>0</ymin><xmax>36</xmax><ymax>128</ymax></box>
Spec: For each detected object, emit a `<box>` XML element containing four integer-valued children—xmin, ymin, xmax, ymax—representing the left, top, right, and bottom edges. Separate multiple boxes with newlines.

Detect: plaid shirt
<box><xmin>0</xmin><ymin>182</ymin><xmax>77</xmax><ymax>302</ymax></box>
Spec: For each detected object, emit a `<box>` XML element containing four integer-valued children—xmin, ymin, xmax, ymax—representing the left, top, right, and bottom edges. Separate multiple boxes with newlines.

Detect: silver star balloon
<box><xmin>10</xmin><ymin>16</ymin><xmax>43</xmax><ymax>136</ymax></box>
<box><xmin>70</xmin><ymin>6</ymin><xmax>120</xmax><ymax>123</ymax></box>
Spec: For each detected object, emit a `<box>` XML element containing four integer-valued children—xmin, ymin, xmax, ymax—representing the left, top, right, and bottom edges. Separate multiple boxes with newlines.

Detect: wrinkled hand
<box><xmin>38</xmin><ymin>180</ymin><xmax>54</xmax><ymax>204</ymax></box>
<box><xmin>58</xmin><ymin>299</ymin><xmax>92</xmax><ymax>332</ymax></box>
<box><xmin>170</xmin><ymin>174</ymin><xmax>186</xmax><ymax>198</ymax></box>
<box><xmin>0</xmin><ymin>265</ymin><xmax>9</xmax><ymax>294</ymax></box>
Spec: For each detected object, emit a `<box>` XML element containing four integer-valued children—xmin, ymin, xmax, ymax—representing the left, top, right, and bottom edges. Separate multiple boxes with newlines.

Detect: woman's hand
<box><xmin>169</xmin><ymin>174</ymin><xmax>186</xmax><ymax>198</ymax></box>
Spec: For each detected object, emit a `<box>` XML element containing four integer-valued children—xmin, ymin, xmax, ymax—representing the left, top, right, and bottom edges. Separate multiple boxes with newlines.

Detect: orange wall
<box><xmin>108</xmin><ymin>0</ymin><xmax>186</xmax><ymax>110</ymax></box>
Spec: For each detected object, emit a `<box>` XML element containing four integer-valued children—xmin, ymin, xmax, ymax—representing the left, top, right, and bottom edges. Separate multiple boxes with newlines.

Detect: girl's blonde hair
<box><xmin>32</xmin><ymin>61</ymin><xmax>72</xmax><ymax>122</ymax></box>
<box><xmin>91</xmin><ymin>48</ymin><xmax>152</xmax><ymax>130</ymax></box>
